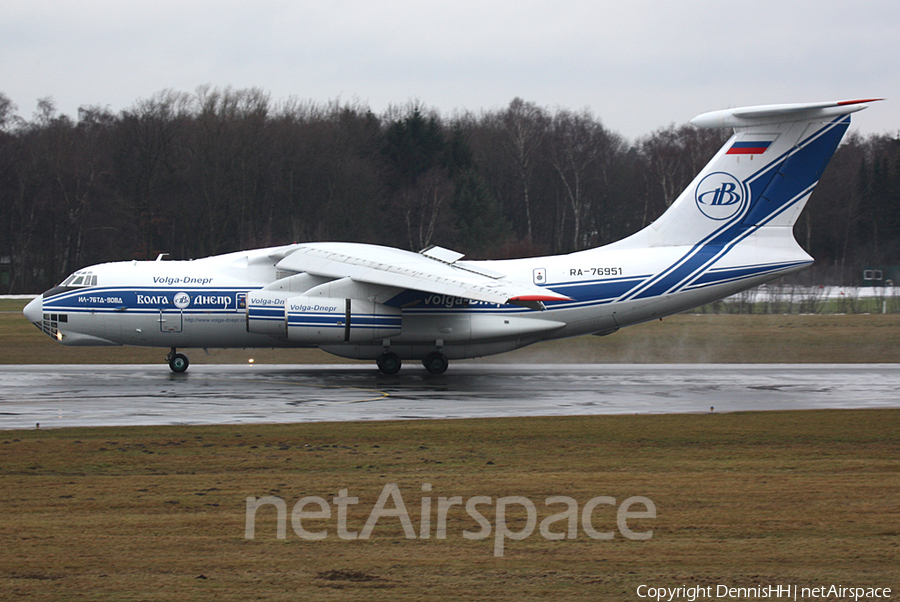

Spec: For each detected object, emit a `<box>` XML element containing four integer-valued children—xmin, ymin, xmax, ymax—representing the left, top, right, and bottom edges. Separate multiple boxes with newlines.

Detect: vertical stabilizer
<box><xmin>646</xmin><ymin>99</ymin><xmax>880</xmax><ymax>248</ymax></box>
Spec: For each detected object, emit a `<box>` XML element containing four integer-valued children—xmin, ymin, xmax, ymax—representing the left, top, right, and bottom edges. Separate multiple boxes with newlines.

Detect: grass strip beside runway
<box><xmin>2</xmin><ymin>410</ymin><xmax>898</xmax><ymax>600</ymax></box>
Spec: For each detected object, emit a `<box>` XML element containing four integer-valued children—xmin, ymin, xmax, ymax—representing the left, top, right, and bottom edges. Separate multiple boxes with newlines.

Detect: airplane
<box><xmin>23</xmin><ymin>98</ymin><xmax>880</xmax><ymax>374</ymax></box>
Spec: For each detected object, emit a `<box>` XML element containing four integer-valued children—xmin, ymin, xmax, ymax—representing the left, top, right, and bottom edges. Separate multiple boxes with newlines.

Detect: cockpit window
<box><xmin>59</xmin><ymin>271</ymin><xmax>97</xmax><ymax>287</ymax></box>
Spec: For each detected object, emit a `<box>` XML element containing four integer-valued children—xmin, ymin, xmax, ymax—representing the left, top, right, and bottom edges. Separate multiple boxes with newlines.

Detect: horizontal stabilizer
<box><xmin>691</xmin><ymin>98</ymin><xmax>882</xmax><ymax>129</ymax></box>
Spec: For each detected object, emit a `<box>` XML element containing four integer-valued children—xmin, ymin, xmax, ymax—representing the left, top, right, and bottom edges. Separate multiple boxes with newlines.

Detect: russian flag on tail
<box><xmin>726</xmin><ymin>140</ymin><xmax>773</xmax><ymax>155</ymax></box>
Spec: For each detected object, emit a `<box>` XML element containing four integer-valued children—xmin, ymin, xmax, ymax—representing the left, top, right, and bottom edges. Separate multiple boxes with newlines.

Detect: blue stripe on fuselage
<box><xmin>42</xmin><ymin>287</ymin><xmax>253</xmax><ymax>313</ymax></box>
<box><xmin>687</xmin><ymin>261</ymin><xmax>812</xmax><ymax>289</ymax></box>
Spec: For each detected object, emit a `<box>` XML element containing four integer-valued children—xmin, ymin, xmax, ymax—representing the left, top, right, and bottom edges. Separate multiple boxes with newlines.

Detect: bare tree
<box><xmin>399</xmin><ymin>168</ymin><xmax>455</xmax><ymax>250</ymax></box>
<box><xmin>545</xmin><ymin>109</ymin><xmax>619</xmax><ymax>250</ymax></box>
<box><xmin>637</xmin><ymin>124</ymin><xmax>728</xmax><ymax>228</ymax></box>
<box><xmin>500</xmin><ymin>98</ymin><xmax>548</xmax><ymax>243</ymax></box>
<box><xmin>0</xmin><ymin>92</ymin><xmax>17</xmax><ymax>132</ymax></box>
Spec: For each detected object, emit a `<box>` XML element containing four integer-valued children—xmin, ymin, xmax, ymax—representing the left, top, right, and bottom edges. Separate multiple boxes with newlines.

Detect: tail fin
<box><xmin>645</xmin><ymin>98</ymin><xmax>881</xmax><ymax>248</ymax></box>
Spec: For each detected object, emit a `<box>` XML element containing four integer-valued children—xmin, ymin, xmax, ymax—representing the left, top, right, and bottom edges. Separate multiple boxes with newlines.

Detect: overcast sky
<box><xmin>2</xmin><ymin>0</ymin><xmax>897</xmax><ymax>141</ymax></box>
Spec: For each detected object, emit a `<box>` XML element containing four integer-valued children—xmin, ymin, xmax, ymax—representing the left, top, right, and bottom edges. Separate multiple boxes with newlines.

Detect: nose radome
<box><xmin>23</xmin><ymin>296</ymin><xmax>42</xmax><ymax>323</ymax></box>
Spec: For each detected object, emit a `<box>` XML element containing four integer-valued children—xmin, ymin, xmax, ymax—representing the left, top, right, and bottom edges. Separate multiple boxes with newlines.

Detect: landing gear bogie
<box><xmin>422</xmin><ymin>351</ymin><xmax>449</xmax><ymax>375</ymax></box>
<box><xmin>376</xmin><ymin>351</ymin><xmax>402</xmax><ymax>375</ymax></box>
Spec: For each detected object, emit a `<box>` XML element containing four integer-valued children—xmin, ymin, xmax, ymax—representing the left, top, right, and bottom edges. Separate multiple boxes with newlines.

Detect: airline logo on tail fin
<box><xmin>695</xmin><ymin>172</ymin><xmax>746</xmax><ymax>221</ymax></box>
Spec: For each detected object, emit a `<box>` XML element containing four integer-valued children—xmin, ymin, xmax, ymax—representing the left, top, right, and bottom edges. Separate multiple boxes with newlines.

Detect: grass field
<box><xmin>4</xmin><ymin>298</ymin><xmax>900</xmax><ymax>365</ymax></box>
<box><xmin>3</xmin><ymin>299</ymin><xmax>899</xmax><ymax>599</ymax></box>
<box><xmin>2</xmin><ymin>411</ymin><xmax>898</xmax><ymax>601</ymax></box>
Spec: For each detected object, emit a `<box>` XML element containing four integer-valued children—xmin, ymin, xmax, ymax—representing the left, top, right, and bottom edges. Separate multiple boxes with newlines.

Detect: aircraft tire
<box><xmin>422</xmin><ymin>351</ymin><xmax>449</xmax><ymax>375</ymax></box>
<box><xmin>169</xmin><ymin>353</ymin><xmax>190</xmax><ymax>373</ymax></box>
<box><xmin>376</xmin><ymin>352</ymin><xmax>402</xmax><ymax>375</ymax></box>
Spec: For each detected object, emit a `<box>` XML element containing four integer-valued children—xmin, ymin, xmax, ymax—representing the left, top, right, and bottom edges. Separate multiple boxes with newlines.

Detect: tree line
<box><xmin>1</xmin><ymin>88</ymin><xmax>898</xmax><ymax>293</ymax></box>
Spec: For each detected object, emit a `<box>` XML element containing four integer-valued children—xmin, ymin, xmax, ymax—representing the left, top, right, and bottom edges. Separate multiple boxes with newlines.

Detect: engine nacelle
<box><xmin>246</xmin><ymin>290</ymin><xmax>289</xmax><ymax>337</ymax></box>
<box><xmin>286</xmin><ymin>296</ymin><xmax>401</xmax><ymax>343</ymax></box>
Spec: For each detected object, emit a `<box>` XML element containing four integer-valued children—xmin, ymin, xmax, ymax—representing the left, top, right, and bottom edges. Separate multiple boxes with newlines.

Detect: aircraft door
<box><xmin>159</xmin><ymin>309</ymin><xmax>183</xmax><ymax>333</ymax></box>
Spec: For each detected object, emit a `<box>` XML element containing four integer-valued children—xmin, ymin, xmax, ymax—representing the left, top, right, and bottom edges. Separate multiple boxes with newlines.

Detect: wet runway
<box><xmin>1</xmin><ymin>364</ymin><xmax>898</xmax><ymax>430</ymax></box>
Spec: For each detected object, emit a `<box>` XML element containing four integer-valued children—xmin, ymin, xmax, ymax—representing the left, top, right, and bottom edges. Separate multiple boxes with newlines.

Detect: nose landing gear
<box><xmin>166</xmin><ymin>348</ymin><xmax>190</xmax><ymax>373</ymax></box>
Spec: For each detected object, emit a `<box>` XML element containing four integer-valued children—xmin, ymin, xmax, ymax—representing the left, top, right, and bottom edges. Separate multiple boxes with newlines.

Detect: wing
<box><xmin>275</xmin><ymin>242</ymin><xmax>570</xmax><ymax>309</ymax></box>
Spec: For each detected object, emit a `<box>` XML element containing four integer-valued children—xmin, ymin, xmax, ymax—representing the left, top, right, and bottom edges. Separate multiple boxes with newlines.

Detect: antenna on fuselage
<box><xmin>155</xmin><ymin>253</ymin><xmax>170</xmax><ymax>261</ymax></box>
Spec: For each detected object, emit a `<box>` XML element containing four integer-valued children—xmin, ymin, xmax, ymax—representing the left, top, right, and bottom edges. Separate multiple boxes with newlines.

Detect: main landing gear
<box><xmin>376</xmin><ymin>351</ymin><xmax>402</xmax><ymax>375</ymax></box>
<box><xmin>166</xmin><ymin>348</ymin><xmax>190</xmax><ymax>373</ymax></box>
<box><xmin>422</xmin><ymin>351</ymin><xmax>449</xmax><ymax>375</ymax></box>
<box><xmin>375</xmin><ymin>349</ymin><xmax>449</xmax><ymax>375</ymax></box>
